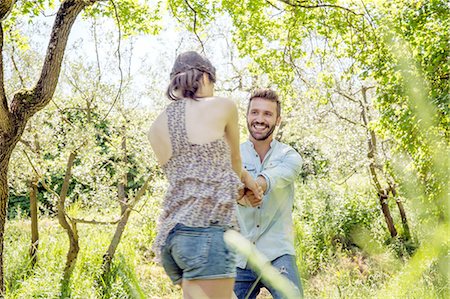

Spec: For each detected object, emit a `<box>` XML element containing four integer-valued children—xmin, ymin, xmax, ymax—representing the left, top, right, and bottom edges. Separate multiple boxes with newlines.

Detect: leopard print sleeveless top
<box><xmin>152</xmin><ymin>99</ymin><xmax>242</xmax><ymax>262</ymax></box>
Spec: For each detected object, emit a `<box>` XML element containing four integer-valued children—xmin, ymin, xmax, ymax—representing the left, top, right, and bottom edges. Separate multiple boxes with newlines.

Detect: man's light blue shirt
<box><xmin>237</xmin><ymin>139</ymin><xmax>303</xmax><ymax>269</ymax></box>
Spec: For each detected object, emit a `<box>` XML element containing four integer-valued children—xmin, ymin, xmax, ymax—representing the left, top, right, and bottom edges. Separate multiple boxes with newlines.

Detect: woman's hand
<box><xmin>239</xmin><ymin>170</ymin><xmax>263</xmax><ymax>207</ymax></box>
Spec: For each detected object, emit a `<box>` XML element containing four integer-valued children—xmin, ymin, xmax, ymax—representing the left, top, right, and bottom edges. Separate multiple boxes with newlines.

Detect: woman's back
<box><xmin>149</xmin><ymin>96</ymin><xmax>235</xmax><ymax>167</ymax></box>
<box><xmin>150</xmin><ymin>98</ymin><xmax>243</xmax><ymax>262</ymax></box>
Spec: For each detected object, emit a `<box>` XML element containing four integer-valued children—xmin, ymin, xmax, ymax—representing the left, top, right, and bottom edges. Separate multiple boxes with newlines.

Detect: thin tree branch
<box><xmin>265</xmin><ymin>0</ymin><xmax>283</xmax><ymax>11</ymax></box>
<box><xmin>328</xmin><ymin>96</ymin><xmax>366</xmax><ymax>128</ymax></box>
<box><xmin>127</xmin><ymin>38</ymin><xmax>133</xmax><ymax>80</ymax></box>
<box><xmin>286</xmin><ymin>32</ymin><xmax>310</xmax><ymax>86</ymax></box>
<box><xmin>183</xmin><ymin>0</ymin><xmax>205</xmax><ymax>53</ymax></box>
<box><xmin>334</xmin><ymin>89</ymin><xmax>359</xmax><ymax>104</ymax></box>
<box><xmin>330</xmin><ymin>167</ymin><xmax>359</xmax><ymax>185</ymax></box>
<box><xmin>19</xmin><ymin>138</ymin><xmax>35</xmax><ymax>152</ymax></box>
<box><xmin>0</xmin><ymin>23</ymin><xmax>11</xmax><ymax>132</ymax></box>
<box><xmin>127</xmin><ymin>174</ymin><xmax>152</xmax><ymax>208</ymax></box>
<box><xmin>64</xmin><ymin>66</ymin><xmax>90</xmax><ymax>100</ymax></box>
<box><xmin>86</xmin><ymin>18</ymin><xmax>101</xmax><ymax>123</ymax></box>
<box><xmin>23</xmin><ymin>149</ymin><xmax>72</xmax><ymax>221</ymax></box>
<box><xmin>22</xmin><ymin>149</ymin><xmax>41</xmax><ymax>179</ymax></box>
<box><xmin>278</xmin><ymin>0</ymin><xmax>363</xmax><ymax>16</ymax></box>
<box><xmin>329</xmin><ymin>108</ymin><xmax>362</xmax><ymax>127</ymax></box>
<box><xmin>10</xmin><ymin>41</ymin><xmax>25</xmax><ymax>88</ymax></box>
<box><xmin>23</xmin><ymin>148</ymin><xmax>130</xmax><ymax>227</ymax></box>
<box><xmin>50</xmin><ymin>98</ymin><xmax>76</xmax><ymax>128</ymax></box>
<box><xmin>92</xmin><ymin>18</ymin><xmax>102</xmax><ymax>84</ymax></box>
<box><xmin>102</xmin><ymin>0</ymin><xmax>123</xmax><ymax>121</ymax></box>
<box><xmin>59</xmin><ymin>152</ymin><xmax>76</xmax><ymax>209</ymax></box>
<box><xmin>70</xmin><ymin>217</ymin><xmax>121</xmax><ymax>225</ymax></box>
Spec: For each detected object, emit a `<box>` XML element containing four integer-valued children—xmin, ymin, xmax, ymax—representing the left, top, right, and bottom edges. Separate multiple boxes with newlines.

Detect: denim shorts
<box><xmin>160</xmin><ymin>223</ymin><xmax>237</xmax><ymax>284</ymax></box>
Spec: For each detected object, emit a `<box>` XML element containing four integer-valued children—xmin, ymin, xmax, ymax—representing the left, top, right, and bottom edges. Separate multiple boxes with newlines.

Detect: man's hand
<box><xmin>238</xmin><ymin>191</ymin><xmax>260</xmax><ymax>207</ymax></box>
<box><xmin>237</xmin><ymin>183</ymin><xmax>263</xmax><ymax>207</ymax></box>
<box><xmin>243</xmin><ymin>176</ymin><xmax>266</xmax><ymax>207</ymax></box>
<box><xmin>243</xmin><ymin>186</ymin><xmax>263</xmax><ymax>207</ymax></box>
<box><xmin>255</xmin><ymin>175</ymin><xmax>267</xmax><ymax>194</ymax></box>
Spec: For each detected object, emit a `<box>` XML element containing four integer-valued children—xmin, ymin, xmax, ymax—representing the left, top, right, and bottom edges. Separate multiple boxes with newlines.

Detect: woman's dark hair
<box><xmin>166</xmin><ymin>51</ymin><xmax>216</xmax><ymax>101</ymax></box>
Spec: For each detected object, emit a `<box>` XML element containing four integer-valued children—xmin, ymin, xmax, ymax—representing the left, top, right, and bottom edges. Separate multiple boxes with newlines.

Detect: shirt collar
<box><xmin>246</xmin><ymin>138</ymin><xmax>278</xmax><ymax>148</ymax></box>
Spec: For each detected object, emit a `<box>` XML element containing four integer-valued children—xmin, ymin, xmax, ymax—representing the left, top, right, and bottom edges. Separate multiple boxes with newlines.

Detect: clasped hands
<box><xmin>237</xmin><ymin>173</ymin><xmax>264</xmax><ymax>207</ymax></box>
<box><xmin>237</xmin><ymin>187</ymin><xmax>263</xmax><ymax>207</ymax></box>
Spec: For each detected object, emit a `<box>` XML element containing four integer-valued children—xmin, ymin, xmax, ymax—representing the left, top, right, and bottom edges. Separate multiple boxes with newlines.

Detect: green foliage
<box><xmin>7</xmin><ymin>0</ymin><xmax>55</xmax><ymax>24</ymax></box>
<box><xmin>168</xmin><ymin>0</ymin><xmax>219</xmax><ymax>33</ymax></box>
<box><xmin>7</xmin><ymin>193</ymin><xmax>29</xmax><ymax>219</ymax></box>
<box><xmin>84</xmin><ymin>0</ymin><xmax>163</xmax><ymax>36</ymax></box>
<box><xmin>363</xmin><ymin>1</ymin><xmax>450</xmax><ymax>206</ymax></box>
<box><xmin>295</xmin><ymin>178</ymin><xmax>385</xmax><ymax>275</ymax></box>
<box><xmin>4</xmin><ymin>220</ymin><xmax>34</xmax><ymax>295</ymax></box>
<box><xmin>6</xmin><ymin>0</ymin><xmax>162</xmax><ymax>36</ymax></box>
<box><xmin>292</xmin><ymin>141</ymin><xmax>330</xmax><ymax>182</ymax></box>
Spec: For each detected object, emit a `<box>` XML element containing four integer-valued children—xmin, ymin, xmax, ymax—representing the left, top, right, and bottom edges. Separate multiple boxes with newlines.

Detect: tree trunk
<box><xmin>61</xmin><ymin>220</ymin><xmax>79</xmax><ymax>295</ymax></box>
<box><xmin>0</xmin><ymin>0</ymin><xmax>96</xmax><ymax>292</ymax></box>
<box><xmin>0</xmin><ymin>0</ymin><xmax>15</xmax><ymax>22</ymax></box>
<box><xmin>0</xmin><ymin>21</ymin><xmax>11</xmax><ymax>298</ymax></box>
<box><xmin>101</xmin><ymin>207</ymin><xmax>131</xmax><ymax>282</ymax></box>
<box><xmin>360</xmin><ymin>87</ymin><xmax>398</xmax><ymax>238</ymax></box>
<box><xmin>0</xmin><ymin>159</ymin><xmax>9</xmax><ymax>297</ymax></box>
<box><xmin>378</xmin><ymin>190</ymin><xmax>397</xmax><ymax>237</ymax></box>
<box><xmin>101</xmin><ymin>126</ymin><xmax>128</xmax><ymax>281</ymax></box>
<box><xmin>100</xmin><ymin>126</ymin><xmax>152</xmax><ymax>283</ymax></box>
<box><xmin>57</xmin><ymin>152</ymin><xmax>79</xmax><ymax>288</ymax></box>
<box><xmin>0</xmin><ymin>120</ymin><xmax>24</xmax><ymax>297</ymax></box>
<box><xmin>391</xmin><ymin>187</ymin><xmax>411</xmax><ymax>240</ymax></box>
<box><xmin>29</xmin><ymin>177</ymin><xmax>39</xmax><ymax>267</ymax></box>
<box><xmin>99</xmin><ymin>174</ymin><xmax>151</xmax><ymax>285</ymax></box>
<box><xmin>395</xmin><ymin>198</ymin><xmax>410</xmax><ymax>240</ymax></box>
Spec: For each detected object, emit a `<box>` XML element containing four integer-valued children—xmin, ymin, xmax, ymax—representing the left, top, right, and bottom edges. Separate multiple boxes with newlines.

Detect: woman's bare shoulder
<box><xmin>148</xmin><ymin>111</ymin><xmax>168</xmax><ymax>141</ymax></box>
<box><xmin>209</xmin><ymin>96</ymin><xmax>237</xmax><ymax>110</ymax></box>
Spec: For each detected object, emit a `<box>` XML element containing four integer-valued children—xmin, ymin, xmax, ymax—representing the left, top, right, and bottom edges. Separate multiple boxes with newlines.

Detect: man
<box><xmin>234</xmin><ymin>88</ymin><xmax>304</xmax><ymax>299</ymax></box>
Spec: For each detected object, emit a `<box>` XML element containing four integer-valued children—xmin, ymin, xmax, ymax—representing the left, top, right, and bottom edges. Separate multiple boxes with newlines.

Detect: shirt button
<box><xmin>256</xmin><ymin>225</ymin><xmax>260</xmax><ymax>228</ymax></box>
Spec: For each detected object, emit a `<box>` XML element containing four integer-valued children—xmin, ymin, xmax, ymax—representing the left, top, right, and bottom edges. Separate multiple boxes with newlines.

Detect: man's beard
<box><xmin>247</xmin><ymin>121</ymin><xmax>277</xmax><ymax>141</ymax></box>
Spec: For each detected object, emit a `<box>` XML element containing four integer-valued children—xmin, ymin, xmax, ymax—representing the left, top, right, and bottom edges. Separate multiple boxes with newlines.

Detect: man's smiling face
<box><xmin>247</xmin><ymin>97</ymin><xmax>280</xmax><ymax>141</ymax></box>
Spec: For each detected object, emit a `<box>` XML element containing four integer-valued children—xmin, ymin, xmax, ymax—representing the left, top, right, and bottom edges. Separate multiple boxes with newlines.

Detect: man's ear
<box><xmin>276</xmin><ymin>116</ymin><xmax>282</xmax><ymax>126</ymax></box>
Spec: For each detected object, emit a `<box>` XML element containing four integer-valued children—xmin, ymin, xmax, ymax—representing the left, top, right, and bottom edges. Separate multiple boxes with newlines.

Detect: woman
<box><xmin>148</xmin><ymin>51</ymin><xmax>261</xmax><ymax>299</ymax></box>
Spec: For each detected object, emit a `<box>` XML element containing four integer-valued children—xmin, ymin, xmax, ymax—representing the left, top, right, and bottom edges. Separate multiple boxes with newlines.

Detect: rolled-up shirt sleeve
<box><xmin>260</xmin><ymin>149</ymin><xmax>302</xmax><ymax>194</ymax></box>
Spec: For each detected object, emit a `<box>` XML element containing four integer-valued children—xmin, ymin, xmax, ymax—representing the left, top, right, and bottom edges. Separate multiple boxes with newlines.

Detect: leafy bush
<box><xmin>294</xmin><ymin>178</ymin><xmax>386</xmax><ymax>276</ymax></box>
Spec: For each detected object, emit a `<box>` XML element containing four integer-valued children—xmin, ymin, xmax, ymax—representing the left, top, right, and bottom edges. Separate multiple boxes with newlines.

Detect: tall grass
<box><xmin>4</xmin><ymin>181</ymin><xmax>447</xmax><ymax>299</ymax></box>
<box><xmin>4</xmin><ymin>200</ymin><xmax>182</xmax><ymax>298</ymax></box>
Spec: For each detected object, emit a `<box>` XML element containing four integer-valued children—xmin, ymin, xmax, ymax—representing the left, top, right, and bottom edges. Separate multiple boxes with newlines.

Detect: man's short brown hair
<box><xmin>247</xmin><ymin>88</ymin><xmax>281</xmax><ymax>117</ymax></box>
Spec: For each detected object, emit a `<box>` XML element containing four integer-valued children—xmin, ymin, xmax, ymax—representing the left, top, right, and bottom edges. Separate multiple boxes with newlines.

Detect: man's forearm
<box><xmin>256</xmin><ymin>175</ymin><xmax>267</xmax><ymax>194</ymax></box>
